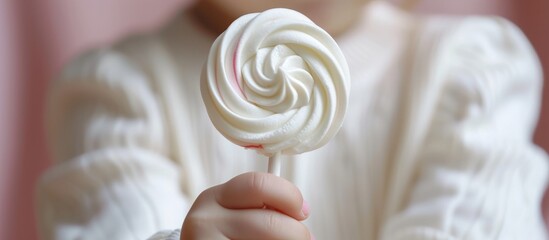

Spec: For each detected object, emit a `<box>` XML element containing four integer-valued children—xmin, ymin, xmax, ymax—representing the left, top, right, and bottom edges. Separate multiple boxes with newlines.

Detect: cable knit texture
<box><xmin>37</xmin><ymin>1</ymin><xmax>548</xmax><ymax>239</ymax></box>
<box><xmin>147</xmin><ymin>229</ymin><xmax>181</xmax><ymax>240</ymax></box>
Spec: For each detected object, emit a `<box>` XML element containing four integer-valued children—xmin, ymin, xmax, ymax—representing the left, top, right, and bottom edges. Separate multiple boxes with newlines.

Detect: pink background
<box><xmin>1</xmin><ymin>0</ymin><xmax>547</xmax><ymax>239</ymax></box>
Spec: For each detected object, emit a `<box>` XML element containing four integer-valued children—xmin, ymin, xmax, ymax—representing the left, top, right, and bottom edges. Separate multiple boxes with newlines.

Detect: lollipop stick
<box><xmin>268</xmin><ymin>152</ymin><xmax>282</xmax><ymax>176</ymax></box>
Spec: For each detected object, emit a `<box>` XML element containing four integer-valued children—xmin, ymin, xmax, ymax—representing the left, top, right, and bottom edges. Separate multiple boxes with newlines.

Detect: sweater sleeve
<box><xmin>381</xmin><ymin>17</ymin><xmax>548</xmax><ymax>239</ymax></box>
<box><xmin>37</xmin><ymin>48</ymin><xmax>189</xmax><ymax>240</ymax></box>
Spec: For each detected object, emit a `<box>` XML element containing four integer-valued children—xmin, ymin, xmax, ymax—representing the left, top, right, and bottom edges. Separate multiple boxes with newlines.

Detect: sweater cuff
<box><xmin>148</xmin><ymin>229</ymin><xmax>181</xmax><ymax>240</ymax></box>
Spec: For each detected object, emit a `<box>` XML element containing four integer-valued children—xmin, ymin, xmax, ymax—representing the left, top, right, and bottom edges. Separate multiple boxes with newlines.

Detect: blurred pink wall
<box><xmin>513</xmin><ymin>0</ymin><xmax>549</xmax><ymax>225</ymax></box>
<box><xmin>0</xmin><ymin>0</ymin><xmax>23</xmax><ymax>238</ymax></box>
<box><xmin>0</xmin><ymin>0</ymin><xmax>547</xmax><ymax>239</ymax></box>
<box><xmin>0</xmin><ymin>0</ymin><xmax>190</xmax><ymax>239</ymax></box>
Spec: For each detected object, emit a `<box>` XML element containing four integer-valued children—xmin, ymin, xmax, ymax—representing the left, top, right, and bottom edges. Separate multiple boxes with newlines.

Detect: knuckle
<box><xmin>183</xmin><ymin>203</ymin><xmax>226</xmax><ymax>238</ymax></box>
<box><xmin>182</xmin><ymin>211</ymin><xmax>209</xmax><ymax>238</ymax></box>
<box><xmin>210</xmin><ymin>185</ymin><xmax>225</xmax><ymax>206</ymax></box>
<box><xmin>264</xmin><ymin>212</ymin><xmax>280</xmax><ymax>233</ymax></box>
<box><xmin>248</xmin><ymin>172</ymin><xmax>267</xmax><ymax>196</ymax></box>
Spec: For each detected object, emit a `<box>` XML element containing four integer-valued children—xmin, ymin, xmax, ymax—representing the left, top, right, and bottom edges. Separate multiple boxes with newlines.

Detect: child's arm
<box><xmin>380</xmin><ymin>16</ymin><xmax>547</xmax><ymax>239</ymax></box>
<box><xmin>37</xmin><ymin>49</ymin><xmax>189</xmax><ymax>240</ymax></box>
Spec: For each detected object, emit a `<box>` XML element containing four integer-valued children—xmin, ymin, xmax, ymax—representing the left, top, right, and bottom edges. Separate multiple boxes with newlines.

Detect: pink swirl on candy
<box><xmin>201</xmin><ymin>8</ymin><xmax>350</xmax><ymax>156</ymax></box>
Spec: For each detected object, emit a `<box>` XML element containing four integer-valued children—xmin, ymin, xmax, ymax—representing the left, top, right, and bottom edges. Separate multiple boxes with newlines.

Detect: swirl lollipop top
<box><xmin>201</xmin><ymin>8</ymin><xmax>350</xmax><ymax>157</ymax></box>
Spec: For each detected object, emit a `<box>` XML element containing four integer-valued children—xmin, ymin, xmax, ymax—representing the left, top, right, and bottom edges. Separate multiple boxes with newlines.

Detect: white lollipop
<box><xmin>201</xmin><ymin>8</ymin><xmax>350</xmax><ymax>176</ymax></box>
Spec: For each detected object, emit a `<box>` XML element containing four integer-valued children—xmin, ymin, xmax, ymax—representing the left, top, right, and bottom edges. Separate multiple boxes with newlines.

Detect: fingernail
<box><xmin>301</xmin><ymin>200</ymin><xmax>310</xmax><ymax>217</ymax></box>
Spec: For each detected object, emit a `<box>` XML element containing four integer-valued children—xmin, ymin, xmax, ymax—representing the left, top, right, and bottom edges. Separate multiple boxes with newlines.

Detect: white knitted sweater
<box><xmin>37</xmin><ymin>2</ymin><xmax>548</xmax><ymax>239</ymax></box>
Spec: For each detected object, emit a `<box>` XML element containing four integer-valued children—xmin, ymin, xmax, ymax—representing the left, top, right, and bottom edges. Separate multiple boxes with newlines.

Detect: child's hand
<box><xmin>181</xmin><ymin>172</ymin><xmax>312</xmax><ymax>239</ymax></box>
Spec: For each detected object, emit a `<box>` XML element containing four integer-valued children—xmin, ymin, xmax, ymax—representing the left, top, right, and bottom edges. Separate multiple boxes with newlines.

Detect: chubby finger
<box><xmin>215</xmin><ymin>172</ymin><xmax>309</xmax><ymax>220</ymax></box>
<box><xmin>220</xmin><ymin>208</ymin><xmax>312</xmax><ymax>240</ymax></box>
